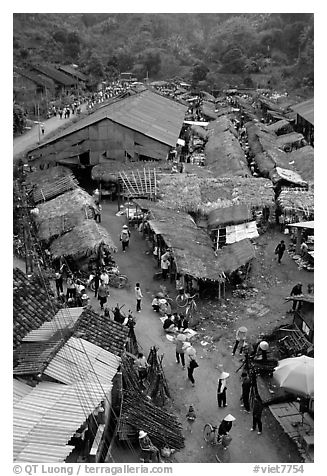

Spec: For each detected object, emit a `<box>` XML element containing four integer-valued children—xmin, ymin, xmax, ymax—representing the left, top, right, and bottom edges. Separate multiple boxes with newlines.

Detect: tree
<box><xmin>220</xmin><ymin>47</ymin><xmax>246</xmax><ymax>74</ymax></box>
<box><xmin>13</xmin><ymin>104</ymin><xmax>26</xmax><ymax>135</ymax></box>
<box><xmin>142</xmin><ymin>49</ymin><xmax>162</xmax><ymax>77</ymax></box>
<box><xmin>192</xmin><ymin>62</ymin><xmax>209</xmax><ymax>83</ymax></box>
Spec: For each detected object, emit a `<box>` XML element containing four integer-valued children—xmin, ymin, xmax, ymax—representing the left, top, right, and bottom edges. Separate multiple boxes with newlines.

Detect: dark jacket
<box><xmin>253</xmin><ymin>398</ymin><xmax>264</xmax><ymax>417</ymax></box>
<box><xmin>242</xmin><ymin>377</ymin><xmax>251</xmax><ymax>396</ymax></box>
<box><xmin>218</xmin><ymin>420</ymin><xmax>232</xmax><ymax>436</ymax></box>
<box><xmin>275</xmin><ymin>242</ymin><xmax>286</xmax><ymax>255</ymax></box>
<box><xmin>291</xmin><ymin>284</ymin><xmax>302</xmax><ymax>296</ymax></box>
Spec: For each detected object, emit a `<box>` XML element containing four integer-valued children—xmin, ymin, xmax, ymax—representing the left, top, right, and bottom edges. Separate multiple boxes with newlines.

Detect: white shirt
<box><xmin>135</xmin><ymin>287</ymin><xmax>143</xmax><ymax>299</ymax></box>
<box><xmin>101</xmin><ymin>273</ymin><xmax>109</xmax><ymax>285</ymax></box>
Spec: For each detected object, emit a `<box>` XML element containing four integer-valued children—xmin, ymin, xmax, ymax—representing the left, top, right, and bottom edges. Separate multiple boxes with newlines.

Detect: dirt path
<box><xmin>87</xmin><ymin>202</ymin><xmax>307</xmax><ymax>463</ymax></box>
<box><xmin>13</xmin><ymin>103</ymin><xmax>88</xmax><ymax>160</ymax></box>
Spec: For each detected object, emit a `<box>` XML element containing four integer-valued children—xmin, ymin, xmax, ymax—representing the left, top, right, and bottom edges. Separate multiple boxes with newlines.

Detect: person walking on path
<box><xmin>232</xmin><ymin>326</ymin><xmax>248</xmax><ymax>356</ymax></box>
<box><xmin>183</xmin><ymin>342</ymin><xmax>198</xmax><ymax>386</ymax></box>
<box><xmin>40</xmin><ymin>123</ymin><xmax>45</xmax><ymax>136</ymax></box>
<box><xmin>98</xmin><ymin>282</ymin><xmax>109</xmax><ymax>310</ymax></box>
<box><xmin>54</xmin><ymin>270</ymin><xmax>64</xmax><ymax>297</ymax></box>
<box><xmin>120</xmin><ymin>224</ymin><xmax>131</xmax><ymax>252</ymax></box>
<box><xmin>66</xmin><ymin>274</ymin><xmax>76</xmax><ymax>299</ymax></box>
<box><xmin>275</xmin><ymin>240</ymin><xmax>286</xmax><ymax>263</ymax></box>
<box><xmin>160</xmin><ymin>250</ymin><xmax>170</xmax><ymax>280</ymax></box>
<box><xmin>135</xmin><ymin>282</ymin><xmax>143</xmax><ymax>312</ymax></box>
<box><xmin>217</xmin><ymin>365</ymin><xmax>229</xmax><ymax>408</ymax></box>
<box><xmin>240</xmin><ymin>372</ymin><xmax>251</xmax><ymax>413</ymax></box>
<box><xmin>93</xmin><ymin>270</ymin><xmax>101</xmax><ymax>298</ymax></box>
<box><xmin>175</xmin><ymin>333</ymin><xmax>187</xmax><ymax>369</ymax></box>
<box><xmin>251</xmin><ymin>395</ymin><xmax>264</xmax><ymax>435</ymax></box>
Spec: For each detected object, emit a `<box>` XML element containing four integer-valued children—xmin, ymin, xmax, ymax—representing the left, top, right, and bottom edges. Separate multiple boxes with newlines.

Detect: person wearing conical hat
<box><xmin>138</xmin><ymin>430</ymin><xmax>161</xmax><ymax>462</ymax></box>
<box><xmin>217</xmin><ymin>364</ymin><xmax>230</xmax><ymax>408</ymax></box>
<box><xmin>218</xmin><ymin>414</ymin><xmax>235</xmax><ymax>447</ymax></box>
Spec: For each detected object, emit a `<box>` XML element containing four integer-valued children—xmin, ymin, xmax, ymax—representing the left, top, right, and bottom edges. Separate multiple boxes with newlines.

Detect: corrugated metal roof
<box><xmin>13</xmin><ymin>379</ymin><xmax>33</xmax><ymax>404</ymax></box>
<box><xmin>57</xmin><ymin>64</ymin><xmax>88</xmax><ymax>81</ymax></box>
<box><xmin>23</xmin><ymin>308</ymin><xmax>84</xmax><ymax>342</ymax></box>
<box><xmin>29</xmin><ymin>90</ymin><xmax>187</xmax><ymax>152</ymax></box>
<box><xmin>13</xmin><ymin>379</ymin><xmax>111</xmax><ymax>462</ymax></box>
<box><xmin>292</xmin><ymin>98</ymin><xmax>314</xmax><ymax>125</ymax></box>
<box><xmin>44</xmin><ymin>337</ymin><xmax>121</xmax><ymax>385</ymax></box>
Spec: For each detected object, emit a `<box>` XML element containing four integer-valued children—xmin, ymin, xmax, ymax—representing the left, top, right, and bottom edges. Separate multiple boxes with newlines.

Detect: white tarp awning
<box><xmin>226</xmin><ymin>221</ymin><xmax>259</xmax><ymax>244</ymax></box>
<box><xmin>184</xmin><ymin>120</ymin><xmax>209</xmax><ymax>127</ymax></box>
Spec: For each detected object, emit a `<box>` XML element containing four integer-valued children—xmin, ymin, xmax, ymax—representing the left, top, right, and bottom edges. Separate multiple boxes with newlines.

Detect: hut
<box><xmin>35</xmin><ymin>188</ymin><xmax>97</xmax><ymax>242</ymax></box>
<box><xmin>205</xmin><ymin>130</ymin><xmax>248</xmax><ymax>177</ymax></box>
<box><xmin>24</xmin><ymin>166</ymin><xmax>78</xmax><ymax>204</ymax></box>
<box><xmin>91</xmin><ymin>162</ymin><xmax>172</xmax><ymax>201</ymax></box>
<box><xmin>292</xmin><ymin>98</ymin><xmax>314</xmax><ymax>146</ymax></box>
<box><xmin>207</xmin><ymin>204</ymin><xmax>258</xmax><ymax>249</ymax></box>
<box><xmin>288</xmin><ymin>294</ymin><xmax>314</xmax><ymax>344</ymax></box>
<box><xmin>207</xmin><ymin>116</ymin><xmax>238</xmax><ymax>138</ymax></box>
<box><xmin>276</xmin><ymin>132</ymin><xmax>306</xmax><ymax>152</ymax></box>
<box><xmin>50</xmin><ymin>221</ymin><xmax>117</xmax><ymax>269</ymax></box>
<box><xmin>266</xmin><ymin>119</ymin><xmax>293</xmax><ymax>136</ymax></box>
<box><xmin>269</xmin><ymin>167</ymin><xmax>307</xmax><ymax>191</ymax></box>
<box><xmin>215</xmin><ymin>238</ymin><xmax>255</xmax><ymax>275</ymax></box>
<box><xmin>277</xmin><ymin>190</ymin><xmax>314</xmax><ymax>224</ymax></box>
<box><xmin>146</xmin><ymin>206</ymin><xmax>226</xmax><ymax>297</ymax></box>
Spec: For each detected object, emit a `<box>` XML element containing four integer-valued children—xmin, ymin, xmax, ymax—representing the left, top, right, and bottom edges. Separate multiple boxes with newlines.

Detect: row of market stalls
<box><xmin>21</xmin><ymin>166</ymin><xmax>117</xmax><ymax>272</ymax></box>
<box><xmin>128</xmin><ymin>174</ymin><xmax>276</xmax><ymax>296</ymax></box>
<box><xmin>13</xmin><ymin>267</ymin><xmax>185</xmax><ymax>463</ymax></box>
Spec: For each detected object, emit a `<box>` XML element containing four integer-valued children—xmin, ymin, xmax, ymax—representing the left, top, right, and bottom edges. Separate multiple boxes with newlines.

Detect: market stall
<box><xmin>34</xmin><ymin>188</ymin><xmax>98</xmax><ymax>242</ymax></box>
<box><xmin>277</xmin><ymin>189</ymin><xmax>314</xmax><ymax>225</ymax></box>
<box><xmin>50</xmin><ymin>220</ymin><xmax>117</xmax><ymax>271</ymax></box>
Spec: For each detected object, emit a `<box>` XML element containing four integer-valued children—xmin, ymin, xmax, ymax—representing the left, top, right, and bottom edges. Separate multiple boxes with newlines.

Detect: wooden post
<box><xmin>295</xmin><ymin>227</ymin><xmax>302</xmax><ymax>255</ymax></box>
<box><xmin>218</xmin><ymin>282</ymin><xmax>221</xmax><ymax>300</ymax></box>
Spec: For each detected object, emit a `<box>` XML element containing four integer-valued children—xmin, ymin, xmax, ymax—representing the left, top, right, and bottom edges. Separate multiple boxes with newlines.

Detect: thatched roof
<box><xmin>157</xmin><ymin>174</ymin><xmax>275</xmax><ymax>214</ymax></box>
<box><xmin>184</xmin><ymin>164</ymin><xmax>214</xmax><ymax>178</ymax></box>
<box><xmin>201</xmin><ymin>104</ymin><xmax>218</xmax><ymax>120</ymax></box>
<box><xmin>205</xmin><ymin>130</ymin><xmax>248</xmax><ymax>177</ymax></box>
<box><xmin>254</xmin><ymin>152</ymin><xmax>276</xmax><ymax>177</ymax></box>
<box><xmin>199</xmin><ymin>176</ymin><xmax>275</xmax><ymax>213</ymax></box>
<box><xmin>148</xmin><ymin>207</ymin><xmax>225</xmax><ymax>282</ymax></box>
<box><xmin>266</xmin><ymin>119</ymin><xmax>292</xmax><ymax>135</ymax></box>
<box><xmin>157</xmin><ymin>174</ymin><xmax>201</xmax><ymax>212</ymax></box>
<box><xmin>207</xmin><ymin>205</ymin><xmax>252</xmax><ymax>228</ymax></box>
<box><xmin>215</xmin><ymin>239</ymin><xmax>255</xmax><ymax>274</ymax></box>
<box><xmin>24</xmin><ymin>165</ymin><xmax>71</xmax><ymax>186</ymax></box>
<box><xmin>92</xmin><ymin>161</ymin><xmax>171</xmax><ymax>183</ymax></box>
<box><xmin>50</xmin><ymin>220</ymin><xmax>117</xmax><ymax>260</ymax></box>
<box><xmin>191</xmin><ymin>124</ymin><xmax>209</xmax><ymax>140</ymax></box>
<box><xmin>277</xmin><ymin>189</ymin><xmax>314</xmax><ymax>216</ymax></box>
<box><xmin>276</xmin><ymin>132</ymin><xmax>305</xmax><ymax>150</ymax></box>
<box><xmin>207</xmin><ymin>117</ymin><xmax>238</xmax><ymax>138</ymax></box>
<box><xmin>35</xmin><ymin>188</ymin><xmax>97</xmax><ymax>241</ymax></box>
<box><xmin>24</xmin><ymin>166</ymin><xmax>78</xmax><ymax>203</ymax></box>
<box><xmin>287</xmin><ymin>146</ymin><xmax>314</xmax><ymax>184</ymax></box>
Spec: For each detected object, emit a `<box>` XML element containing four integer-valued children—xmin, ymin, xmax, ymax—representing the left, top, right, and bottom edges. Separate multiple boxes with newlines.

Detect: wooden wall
<box><xmin>27</xmin><ymin>118</ymin><xmax>171</xmax><ymax>168</ymax></box>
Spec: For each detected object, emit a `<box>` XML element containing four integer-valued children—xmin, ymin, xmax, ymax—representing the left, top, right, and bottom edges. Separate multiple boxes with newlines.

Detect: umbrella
<box><xmin>239</xmin><ymin>326</ymin><xmax>248</xmax><ymax>333</ymax></box>
<box><xmin>273</xmin><ymin>356</ymin><xmax>314</xmax><ymax>397</ymax></box>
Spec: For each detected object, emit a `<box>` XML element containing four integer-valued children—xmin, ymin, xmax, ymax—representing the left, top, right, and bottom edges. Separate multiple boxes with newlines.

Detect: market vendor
<box><xmin>151</xmin><ymin>296</ymin><xmax>160</xmax><ymax>312</ymax></box>
<box><xmin>134</xmin><ymin>353</ymin><xmax>149</xmax><ymax>384</ymax></box>
<box><xmin>138</xmin><ymin>431</ymin><xmax>161</xmax><ymax>463</ymax></box>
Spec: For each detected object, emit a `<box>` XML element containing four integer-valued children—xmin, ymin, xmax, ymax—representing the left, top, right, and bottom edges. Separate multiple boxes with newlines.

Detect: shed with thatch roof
<box><xmin>269</xmin><ymin>167</ymin><xmax>307</xmax><ymax>189</ymax></box>
<box><xmin>276</xmin><ymin>132</ymin><xmax>305</xmax><ymax>151</ymax></box>
<box><xmin>147</xmin><ymin>207</ymin><xmax>226</xmax><ymax>284</ymax></box>
<box><xmin>266</xmin><ymin>119</ymin><xmax>293</xmax><ymax>136</ymax></box>
<box><xmin>215</xmin><ymin>238</ymin><xmax>255</xmax><ymax>274</ymax></box>
<box><xmin>277</xmin><ymin>189</ymin><xmax>314</xmax><ymax>223</ymax></box>
<box><xmin>50</xmin><ymin>220</ymin><xmax>117</xmax><ymax>260</ymax></box>
<box><xmin>207</xmin><ymin>205</ymin><xmax>253</xmax><ymax>228</ymax></box>
<box><xmin>24</xmin><ymin>166</ymin><xmax>78</xmax><ymax>204</ymax></box>
<box><xmin>35</xmin><ymin>188</ymin><xmax>97</xmax><ymax>241</ymax></box>
<box><xmin>205</xmin><ymin>130</ymin><xmax>248</xmax><ymax>177</ymax></box>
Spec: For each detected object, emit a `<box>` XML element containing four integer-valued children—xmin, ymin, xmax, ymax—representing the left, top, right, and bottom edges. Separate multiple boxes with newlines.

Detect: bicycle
<box><xmin>203</xmin><ymin>422</ymin><xmax>232</xmax><ymax>462</ymax></box>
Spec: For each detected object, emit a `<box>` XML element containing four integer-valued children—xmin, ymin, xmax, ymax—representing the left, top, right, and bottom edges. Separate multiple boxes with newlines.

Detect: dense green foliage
<box><xmin>13</xmin><ymin>13</ymin><xmax>313</xmax><ymax>93</ymax></box>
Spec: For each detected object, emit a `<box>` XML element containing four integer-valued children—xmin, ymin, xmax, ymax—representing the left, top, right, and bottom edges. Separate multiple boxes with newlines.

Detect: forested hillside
<box><xmin>13</xmin><ymin>13</ymin><xmax>313</xmax><ymax>94</ymax></box>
